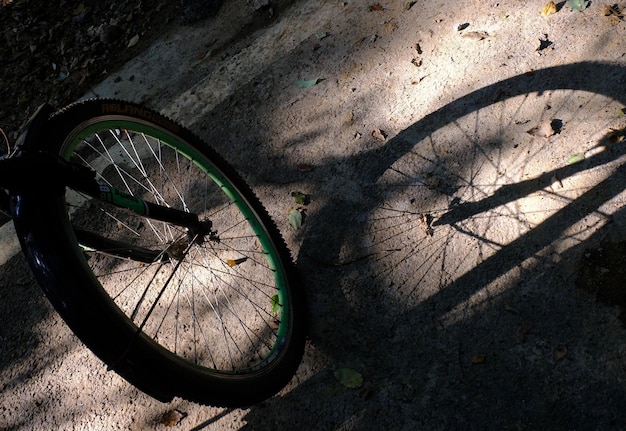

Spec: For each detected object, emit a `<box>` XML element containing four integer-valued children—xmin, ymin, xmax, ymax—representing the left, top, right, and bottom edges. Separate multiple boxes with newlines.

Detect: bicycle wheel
<box><xmin>10</xmin><ymin>98</ymin><xmax>306</xmax><ymax>407</ymax></box>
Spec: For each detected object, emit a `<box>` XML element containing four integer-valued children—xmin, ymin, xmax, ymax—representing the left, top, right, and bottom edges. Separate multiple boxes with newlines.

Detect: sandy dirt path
<box><xmin>2</xmin><ymin>0</ymin><xmax>626</xmax><ymax>429</ymax></box>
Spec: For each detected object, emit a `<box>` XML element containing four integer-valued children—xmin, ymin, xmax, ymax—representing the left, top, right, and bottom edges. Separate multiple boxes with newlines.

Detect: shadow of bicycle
<box><xmin>235</xmin><ymin>61</ymin><xmax>626</xmax><ymax>430</ymax></box>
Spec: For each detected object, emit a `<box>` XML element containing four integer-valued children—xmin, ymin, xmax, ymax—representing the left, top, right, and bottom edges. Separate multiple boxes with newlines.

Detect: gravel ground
<box><xmin>2</xmin><ymin>0</ymin><xmax>626</xmax><ymax>430</ymax></box>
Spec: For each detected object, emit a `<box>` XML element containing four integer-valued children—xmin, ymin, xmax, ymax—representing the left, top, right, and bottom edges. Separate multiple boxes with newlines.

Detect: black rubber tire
<box><xmin>10</xmin><ymin>98</ymin><xmax>306</xmax><ymax>407</ymax></box>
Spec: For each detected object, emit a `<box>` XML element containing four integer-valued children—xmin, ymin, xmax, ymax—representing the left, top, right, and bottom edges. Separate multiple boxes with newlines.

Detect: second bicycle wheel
<box><xmin>11</xmin><ymin>98</ymin><xmax>306</xmax><ymax>407</ymax></box>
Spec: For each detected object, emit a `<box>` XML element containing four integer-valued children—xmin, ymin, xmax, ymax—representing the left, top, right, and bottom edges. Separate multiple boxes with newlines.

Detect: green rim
<box><xmin>62</xmin><ymin>118</ymin><xmax>292</xmax><ymax>368</ymax></box>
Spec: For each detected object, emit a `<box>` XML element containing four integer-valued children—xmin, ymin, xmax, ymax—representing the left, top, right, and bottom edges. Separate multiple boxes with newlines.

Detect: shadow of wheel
<box><xmin>299</xmin><ymin>59</ymin><xmax>626</xmax><ymax>362</ymax></box>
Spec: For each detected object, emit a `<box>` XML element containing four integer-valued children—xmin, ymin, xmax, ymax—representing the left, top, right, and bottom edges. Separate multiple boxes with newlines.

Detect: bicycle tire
<box><xmin>10</xmin><ymin>98</ymin><xmax>306</xmax><ymax>407</ymax></box>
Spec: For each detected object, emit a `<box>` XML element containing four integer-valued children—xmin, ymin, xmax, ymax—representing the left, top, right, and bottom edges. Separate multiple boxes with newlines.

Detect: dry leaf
<box><xmin>603</xmin><ymin>5</ymin><xmax>624</xmax><ymax>24</ymax></box>
<box><xmin>371</xmin><ymin>128</ymin><xmax>387</xmax><ymax>141</ymax></box>
<box><xmin>553</xmin><ymin>344</ymin><xmax>568</xmax><ymax>361</ymax></box>
<box><xmin>368</xmin><ymin>3</ymin><xmax>383</xmax><ymax>11</ymax></box>
<box><xmin>527</xmin><ymin>119</ymin><xmax>556</xmax><ymax>138</ymax></box>
<box><xmin>384</xmin><ymin>20</ymin><xmax>398</xmax><ymax>32</ymax></box>
<box><xmin>472</xmin><ymin>354</ymin><xmax>486</xmax><ymax>364</ymax></box>
<box><xmin>505</xmin><ymin>305</ymin><xmax>520</xmax><ymax>314</ymax></box>
<box><xmin>419</xmin><ymin>213</ymin><xmax>434</xmax><ymax>236</ymax></box>
<box><xmin>603</xmin><ymin>4</ymin><xmax>624</xmax><ymax>16</ymax></box>
<box><xmin>541</xmin><ymin>1</ymin><xmax>557</xmax><ymax>16</ymax></box>
<box><xmin>461</xmin><ymin>31</ymin><xmax>490</xmax><ymax>40</ymax></box>
<box><xmin>297</xmin><ymin>163</ymin><xmax>313</xmax><ymax>172</ymax></box>
<box><xmin>550</xmin><ymin>175</ymin><xmax>563</xmax><ymax>190</ymax></box>
<box><xmin>607</xmin><ymin>128</ymin><xmax>626</xmax><ymax>143</ymax></box>
<box><xmin>127</xmin><ymin>34</ymin><xmax>140</xmax><ymax>48</ymax></box>
<box><xmin>343</xmin><ymin>110</ymin><xmax>354</xmax><ymax>125</ymax></box>
<box><xmin>160</xmin><ymin>409</ymin><xmax>187</xmax><ymax>427</ymax></box>
<box><xmin>515</xmin><ymin>324</ymin><xmax>533</xmax><ymax>343</ymax></box>
<box><xmin>226</xmin><ymin>257</ymin><xmax>247</xmax><ymax>267</ymax></box>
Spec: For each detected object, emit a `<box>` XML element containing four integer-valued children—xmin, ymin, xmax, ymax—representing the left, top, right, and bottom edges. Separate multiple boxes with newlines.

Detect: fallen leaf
<box><xmin>550</xmin><ymin>175</ymin><xmax>563</xmax><ymax>190</ymax></box>
<box><xmin>568</xmin><ymin>0</ymin><xmax>589</xmax><ymax>12</ymax></box>
<box><xmin>271</xmin><ymin>294</ymin><xmax>280</xmax><ymax>313</ymax></box>
<box><xmin>604</xmin><ymin>5</ymin><xmax>625</xmax><ymax>24</ymax></box>
<box><xmin>296</xmin><ymin>78</ymin><xmax>321</xmax><ymax>88</ymax></box>
<box><xmin>554</xmin><ymin>344</ymin><xmax>568</xmax><ymax>361</ymax></box>
<box><xmin>603</xmin><ymin>4</ymin><xmax>621</xmax><ymax>15</ymax></box>
<box><xmin>607</xmin><ymin>128</ymin><xmax>626</xmax><ymax>143</ymax></box>
<box><xmin>127</xmin><ymin>34</ymin><xmax>140</xmax><ymax>48</ymax></box>
<box><xmin>567</xmin><ymin>153</ymin><xmax>585</xmax><ymax>164</ymax></box>
<box><xmin>334</xmin><ymin>368</ymin><xmax>364</xmax><ymax>388</ymax></box>
<box><xmin>526</xmin><ymin>119</ymin><xmax>557</xmax><ymax>137</ymax></box>
<box><xmin>603</xmin><ymin>4</ymin><xmax>624</xmax><ymax>16</ymax></box>
<box><xmin>384</xmin><ymin>20</ymin><xmax>398</xmax><ymax>32</ymax></box>
<box><xmin>369</xmin><ymin>3</ymin><xmax>384</xmax><ymax>11</ymax></box>
<box><xmin>472</xmin><ymin>354</ymin><xmax>486</xmax><ymax>364</ymax></box>
<box><xmin>404</xmin><ymin>1</ymin><xmax>416</xmax><ymax>10</ymax></box>
<box><xmin>371</xmin><ymin>128</ymin><xmax>387</xmax><ymax>141</ymax></box>
<box><xmin>288</xmin><ymin>208</ymin><xmax>303</xmax><ymax>229</ymax></box>
<box><xmin>291</xmin><ymin>191</ymin><xmax>309</xmax><ymax>205</ymax></box>
<box><xmin>226</xmin><ymin>257</ymin><xmax>247</xmax><ymax>267</ymax></box>
<box><xmin>297</xmin><ymin>163</ymin><xmax>313</xmax><ymax>172</ymax></box>
<box><xmin>505</xmin><ymin>305</ymin><xmax>520</xmax><ymax>314</ymax></box>
<box><xmin>315</xmin><ymin>31</ymin><xmax>330</xmax><ymax>40</ymax></box>
<box><xmin>541</xmin><ymin>1</ymin><xmax>557</xmax><ymax>16</ymax></box>
<box><xmin>160</xmin><ymin>409</ymin><xmax>187</xmax><ymax>427</ymax></box>
<box><xmin>515</xmin><ymin>324</ymin><xmax>533</xmax><ymax>343</ymax></box>
<box><xmin>461</xmin><ymin>31</ymin><xmax>490</xmax><ymax>40</ymax></box>
<box><xmin>419</xmin><ymin>213</ymin><xmax>434</xmax><ymax>236</ymax></box>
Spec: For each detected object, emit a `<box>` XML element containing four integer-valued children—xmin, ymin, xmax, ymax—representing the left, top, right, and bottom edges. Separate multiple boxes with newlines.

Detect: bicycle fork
<box><xmin>0</xmin><ymin>152</ymin><xmax>213</xmax><ymax>263</ymax></box>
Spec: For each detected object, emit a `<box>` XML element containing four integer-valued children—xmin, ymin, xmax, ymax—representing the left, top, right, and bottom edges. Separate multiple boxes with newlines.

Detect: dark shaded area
<box><xmin>577</xmin><ymin>240</ymin><xmax>626</xmax><ymax>327</ymax></box>
<box><xmin>0</xmin><ymin>254</ymin><xmax>51</xmax><ymax>378</ymax></box>
<box><xmin>180</xmin><ymin>0</ymin><xmax>223</xmax><ymax>24</ymax></box>
<box><xmin>0</xmin><ymin>0</ymin><xmax>180</xmax><ymax>147</ymax></box>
